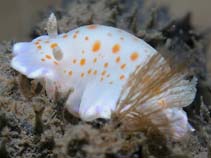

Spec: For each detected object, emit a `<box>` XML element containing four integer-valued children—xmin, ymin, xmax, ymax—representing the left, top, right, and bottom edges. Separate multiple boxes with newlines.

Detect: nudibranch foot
<box><xmin>79</xmin><ymin>81</ymin><xmax>122</xmax><ymax>121</ymax></box>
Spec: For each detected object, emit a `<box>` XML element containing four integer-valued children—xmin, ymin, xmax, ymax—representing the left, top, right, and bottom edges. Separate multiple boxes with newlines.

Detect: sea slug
<box><xmin>11</xmin><ymin>13</ymin><xmax>197</xmax><ymax>140</ymax></box>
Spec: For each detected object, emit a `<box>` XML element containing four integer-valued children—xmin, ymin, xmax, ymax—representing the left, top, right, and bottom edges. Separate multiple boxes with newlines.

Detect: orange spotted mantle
<box><xmin>11</xmin><ymin>24</ymin><xmax>157</xmax><ymax>121</ymax></box>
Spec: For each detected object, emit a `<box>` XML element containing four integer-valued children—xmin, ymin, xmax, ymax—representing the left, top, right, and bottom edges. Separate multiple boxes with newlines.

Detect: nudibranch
<box><xmin>11</xmin><ymin>13</ymin><xmax>197</xmax><ymax>140</ymax></box>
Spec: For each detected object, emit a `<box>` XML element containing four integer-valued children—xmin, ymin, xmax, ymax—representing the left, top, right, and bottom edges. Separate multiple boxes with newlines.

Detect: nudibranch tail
<box><xmin>115</xmin><ymin>53</ymin><xmax>197</xmax><ymax>140</ymax></box>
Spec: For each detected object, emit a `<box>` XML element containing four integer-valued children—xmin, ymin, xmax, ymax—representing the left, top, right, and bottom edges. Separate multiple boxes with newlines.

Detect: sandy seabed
<box><xmin>0</xmin><ymin>0</ymin><xmax>211</xmax><ymax>157</ymax></box>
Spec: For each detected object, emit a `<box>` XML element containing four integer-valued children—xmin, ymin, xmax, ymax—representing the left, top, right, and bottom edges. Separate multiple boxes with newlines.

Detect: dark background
<box><xmin>0</xmin><ymin>0</ymin><xmax>210</xmax><ymax>41</ymax></box>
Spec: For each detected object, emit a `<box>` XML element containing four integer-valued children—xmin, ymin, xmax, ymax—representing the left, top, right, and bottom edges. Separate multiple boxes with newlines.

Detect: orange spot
<box><xmin>37</xmin><ymin>45</ymin><xmax>42</xmax><ymax>49</ymax></box>
<box><xmin>80</xmin><ymin>58</ymin><xmax>86</xmax><ymax>66</ymax></box>
<box><xmin>88</xmin><ymin>69</ymin><xmax>92</xmax><ymax>74</ymax></box>
<box><xmin>73</xmin><ymin>59</ymin><xmax>77</xmax><ymax>64</ymax></box>
<box><xmin>81</xmin><ymin>72</ymin><xmax>85</xmax><ymax>78</ymax></box>
<box><xmin>93</xmin><ymin>70</ymin><xmax>97</xmax><ymax>75</ymax></box>
<box><xmin>85</xmin><ymin>36</ymin><xmax>89</xmax><ymax>40</ymax></box>
<box><xmin>120</xmin><ymin>64</ymin><xmax>126</xmax><ymax>69</ymax></box>
<box><xmin>41</xmin><ymin>58</ymin><xmax>45</xmax><ymax>62</ymax></box>
<box><xmin>158</xmin><ymin>99</ymin><xmax>167</xmax><ymax>107</ymax></box>
<box><xmin>92</xmin><ymin>40</ymin><xmax>101</xmax><ymax>52</ymax></box>
<box><xmin>51</xmin><ymin>43</ymin><xmax>58</xmax><ymax>49</ymax></box>
<box><xmin>45</xmin><ymin>54</ymin><xmax>52</xmax><ymax>60</ymax></box>
<box><xmin>54</xmin><ymin>61</ymin><xmax>59</xmax><ymax>65</ymax></box>
<box><xmin>73</xmin><ymin>34</ymin><xmax>77</xmax><ymax>39</ymax></box>
<box><xmin>112</xmin><ymin>44</ymin><xmax>120</xmax><ymax>54</ymax></box>
<box><xmin>120</xmin><ymin>75</ymin><xmax>125</xmax><ymax>80</ymax></box>
<box><xmin>35</xmin><ymin>41</ymin><xmax>39</xmax><ymax>45</ymax></box>
<box><xmin>130</xmin><ymin>52</ymin><xmax>139</xmax><ymax>61</ymax></box>
<box><xmin>87</xmin><ymin>25</ymin><xmax>97</xmax><ymax>29</ymax></box>
<box><xmin>116</xmin><ymin>56</ymin><xmax>121</xmax><ymax>63</ymax></box>
<box><xmin>93</xmin><ymin>58</ymin><xmax>97</xmax><ymax>63</ymax></box>
<box><xmin>68</xmin><ymin>70</ymin><xmax>72</xmax><ymax>76</ymax></box>
<box><xmin>104</xmin><ymin>62</ymin><xmax>109</xmax><ymax>68</ymax></box>
<box><xmin>101</xmin><ymin>70</ymin><xmax>106</xmax><ymax>76</ymax></box>
<box><xmin>63</xmin><ymin>34</ymin><xmax>68</xmax><ymax>38</ymax></box>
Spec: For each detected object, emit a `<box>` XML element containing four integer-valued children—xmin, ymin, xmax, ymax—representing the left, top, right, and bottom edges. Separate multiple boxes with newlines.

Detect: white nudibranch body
<box><xmin>11</xmin><ymin>14</ymin><xmax>197</xmax><ymax>140</ymax></box>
